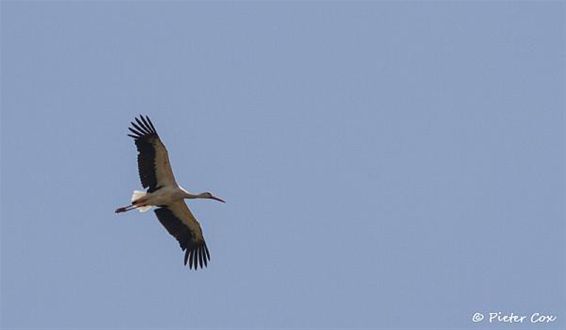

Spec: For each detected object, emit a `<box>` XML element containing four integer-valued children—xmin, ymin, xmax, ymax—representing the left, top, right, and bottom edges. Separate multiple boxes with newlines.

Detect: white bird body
<box><xmin>133</xmin><ymin>186</ymin><xmax>184</xmax><ymax>208</ymax></box>
<box><xmin>115</xmin><ymin>115</ymin><xmax>224</xmax><ymax>270</ymax></box>
<box><xmin>131</xmin><ymin>186</ymin><xmax>215</xmax><ymax>211</ymax></box>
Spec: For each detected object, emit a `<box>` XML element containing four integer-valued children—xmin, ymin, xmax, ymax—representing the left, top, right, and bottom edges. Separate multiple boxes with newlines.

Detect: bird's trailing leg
<box><xmin>115</xmin><ymin>205</ymin><xmax>136</xmax><ymax>213</ymax></box>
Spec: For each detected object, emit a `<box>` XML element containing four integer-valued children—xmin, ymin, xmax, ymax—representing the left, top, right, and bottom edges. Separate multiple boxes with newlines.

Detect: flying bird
<box><xmin>115</xmin><ymin>115</ymin><xmax>224</xmax><ymax>270</ymax></box>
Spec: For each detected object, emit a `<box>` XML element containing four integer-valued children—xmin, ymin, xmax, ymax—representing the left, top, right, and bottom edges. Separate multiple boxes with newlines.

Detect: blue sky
<box><xmin>1</xmin><ymin>2</ymin><xmax>564</xmax><ymax>329</ymax></box>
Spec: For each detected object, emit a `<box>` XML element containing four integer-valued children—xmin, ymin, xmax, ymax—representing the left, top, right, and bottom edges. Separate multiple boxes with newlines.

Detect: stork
<box><xmin>115</xmin><ymin>115</ymin><xmax>224</xmax><ymax>270</ymax></box>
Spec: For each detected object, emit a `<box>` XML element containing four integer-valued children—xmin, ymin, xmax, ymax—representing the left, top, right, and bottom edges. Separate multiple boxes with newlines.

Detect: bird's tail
<box><xmin>131</xmin><ymin>190</ymin><xmax>152</xmax><ymax>213</ymax></box>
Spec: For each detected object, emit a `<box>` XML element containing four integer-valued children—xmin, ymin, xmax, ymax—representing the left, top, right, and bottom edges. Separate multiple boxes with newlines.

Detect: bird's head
<box><xmin>201</xmin><ymin>192</ymin><xmax>225</xmax><ymax>203</ymax></box>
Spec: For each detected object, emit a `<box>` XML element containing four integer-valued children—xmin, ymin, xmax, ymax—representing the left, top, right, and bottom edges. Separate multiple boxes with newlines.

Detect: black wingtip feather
<box><xmin>138</xmin><ymin>117</ymin><xmax>148</xmax><ymax>130</ymax></box>
<box><xmin>128</xmin><ymin>126</ymin><xmax>142</xmax><ymax>137</ymax></box>
<box><xmin>131</xmin><ymin>121</ymin><xmax>146</xmax><ymax>134</ymax></box>
<box><xmin>204</xmin><ymin>244</ymin><xmax>211</xmax><ymax>261</ymax></box>
<box><xmin>134</xmin><ymin>116</ymin><xmax>144</xmax><ymax>127</ymax></box>
<box><xmin>145</xmin><ymin>116</ymin><xmax>157</xmax><ymax>133</ymax></box>
<box><xmin>135</xmin><ymin>118</ymin><xmax>150</xmax><ymax>134</ymax></box>
<box><xmin>140</xmin><ymin>115</ymin><xmax>154</xmax><ymax>134</ymax></box>
<box><xmin>127</xmin><ymin>115</ymin><xmax>159</xmax><ymax>140</ymax></box>
<box><xmin>189</xmin><ymin>250</ymin><xmax>195</xmax><ymax>270</ymax></box>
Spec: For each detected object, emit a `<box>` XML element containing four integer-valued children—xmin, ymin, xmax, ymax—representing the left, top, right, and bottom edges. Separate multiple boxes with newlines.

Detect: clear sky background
<box><xmin>1</xmin><ymin>2</ymin><xmax>564</xmax><ymax>329</ymax></box>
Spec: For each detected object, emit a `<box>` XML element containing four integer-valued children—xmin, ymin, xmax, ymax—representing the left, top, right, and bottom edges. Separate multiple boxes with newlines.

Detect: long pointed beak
<box><xmin>211</xmin><ymin>196</ymin><xmax>225</xmax><ymax>203</ymax></box>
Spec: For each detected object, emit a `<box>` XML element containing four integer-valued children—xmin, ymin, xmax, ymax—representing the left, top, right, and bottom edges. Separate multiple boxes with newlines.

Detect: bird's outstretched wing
<box><xmin>154</xmin><ymin>200</ymin><xmax>211</xmax><ymax>269</ymax></box>
<box><xmin>127</xmin><ymin>115</ymin><xmax>177</xmax><ymax>192</ymax></box>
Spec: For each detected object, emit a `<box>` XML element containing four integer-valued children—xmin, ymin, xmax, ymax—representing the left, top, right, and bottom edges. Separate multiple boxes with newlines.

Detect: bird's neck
<box><xmin>182</xmin><ymin>191</ymin><xmax>206</xmax><ymax>199</ymax></box>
